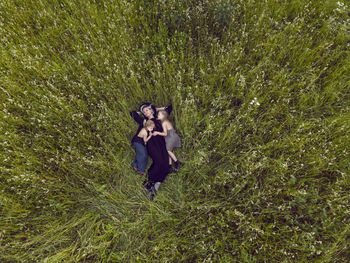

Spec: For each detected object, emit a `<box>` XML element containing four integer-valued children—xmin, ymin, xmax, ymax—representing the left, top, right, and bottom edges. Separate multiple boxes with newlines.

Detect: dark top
<box><xmin>132</xmin><ymin>135</ymin><xmax>145</xmax><ymax>146</ymax></box>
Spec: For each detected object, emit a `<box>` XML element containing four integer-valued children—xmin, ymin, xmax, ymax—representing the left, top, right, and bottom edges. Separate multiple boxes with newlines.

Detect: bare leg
<box><xmin>169</xmin><ymin>156</ymin><xmax>172</xmax><ymax>165</ymax></box>
<box><xmin>168</xmin><ymin>150</ymin><xmax>177</xmax><ymax>162</ymax></box>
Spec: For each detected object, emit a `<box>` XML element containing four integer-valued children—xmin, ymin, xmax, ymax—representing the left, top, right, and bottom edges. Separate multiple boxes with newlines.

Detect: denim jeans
<box><xmin>132</xmin><ymin>142</ymin><xmax>148</xmax><ymax>173</ymax></box>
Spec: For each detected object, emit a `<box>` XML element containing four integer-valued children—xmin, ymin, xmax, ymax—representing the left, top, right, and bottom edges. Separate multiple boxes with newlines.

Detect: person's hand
<box><xmin>153</xmin><ymin>131</ymin><xmax>159</xmax><ymax>136</ymax></box>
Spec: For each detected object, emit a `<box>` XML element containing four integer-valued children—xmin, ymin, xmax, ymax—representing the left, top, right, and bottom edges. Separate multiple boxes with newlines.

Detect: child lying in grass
<box><xmin>153</xmin><ymin>110</ymin><xmax>183</xmax><ymax>171</ymax></box>
<box><xmin>131</xmin><ymin>119</ymin><xmax>155</xmax><ymax>175</ymax></box>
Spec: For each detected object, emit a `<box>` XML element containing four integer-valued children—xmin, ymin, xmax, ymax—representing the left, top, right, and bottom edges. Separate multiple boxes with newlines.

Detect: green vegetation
<box><xmin>1</xmin><ymin>0</ymin><xmax>349</xmax><ymax>262</ymax></box>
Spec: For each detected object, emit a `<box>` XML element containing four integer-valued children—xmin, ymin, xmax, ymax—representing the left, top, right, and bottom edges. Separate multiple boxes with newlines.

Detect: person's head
<box><xmin>140</xmin><ymin>103</ymin><xmax>156</xmax><ymax>119</ymax></box>
<box><xmin>157</xmin><ymin>110</ymin><xmax>168</xmax><ymax>122</ymax></box>
<box><xmin>144</xmin><ymin>120</ymin><xmax>155</xmax><ymax>132</ymax></box>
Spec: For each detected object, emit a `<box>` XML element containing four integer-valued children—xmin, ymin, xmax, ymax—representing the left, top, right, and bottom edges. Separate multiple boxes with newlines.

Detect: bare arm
<box><xmin>138</xmin><ymin>129</ymin><xmax>150</xmax><ymax>143</ymax></box>
<box><xmin>144</xmin><ymin>133</ymin><xmax>152</xmax><ymax>143</ymax></box>
<box><xmin>153</xmin><ymin>122</ymin><xmax>168</xmax><ymax>137</ymax></box>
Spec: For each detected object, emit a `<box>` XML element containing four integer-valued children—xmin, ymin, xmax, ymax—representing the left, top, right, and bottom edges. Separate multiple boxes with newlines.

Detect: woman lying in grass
<box><xmin>140</xmin><ymin>104</ymin><xmax>170</xmax><ymax>200</ymax></box>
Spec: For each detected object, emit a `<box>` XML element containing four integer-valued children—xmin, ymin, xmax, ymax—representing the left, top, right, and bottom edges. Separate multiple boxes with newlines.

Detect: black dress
<box><xmin>146</xmin><ymin>118</ymin><xmax>169</xmax><ymax>183</ymax></box>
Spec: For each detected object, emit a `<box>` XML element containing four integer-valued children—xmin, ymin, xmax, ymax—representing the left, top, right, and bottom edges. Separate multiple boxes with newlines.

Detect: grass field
<box><xmin>1</xmin><ymin>0</ymin><xmax>349</xmax><ymax>262</ymax></box>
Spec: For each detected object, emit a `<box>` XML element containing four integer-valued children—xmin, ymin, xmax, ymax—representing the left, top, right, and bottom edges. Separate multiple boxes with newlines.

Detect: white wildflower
<box><xmin>249</xmin><ymin>97</ymin><xmax>260</xmax><ymax>106</ymax></box>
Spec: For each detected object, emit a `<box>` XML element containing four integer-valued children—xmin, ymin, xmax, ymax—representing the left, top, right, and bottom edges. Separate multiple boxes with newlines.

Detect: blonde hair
<box><xmin>144</xmin><ymin>120</ymin><xmax>155</xmax><ymax>129</ymax></box>
<box><xmin>158</xmin><ymin>110</ymin><xmax>168</xmax><ymax>120</ymax></box>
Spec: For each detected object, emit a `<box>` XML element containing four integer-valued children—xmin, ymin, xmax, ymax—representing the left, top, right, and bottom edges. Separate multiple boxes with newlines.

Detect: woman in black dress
<box><xmin>131</xmin><ymin>103</ymin><xmax>171</xmax><ymax>199</ymax></box>
<box><xmin>141</xmin><ymin>105</ymin><xmax>169</xmax><ymax>190</ymax></box>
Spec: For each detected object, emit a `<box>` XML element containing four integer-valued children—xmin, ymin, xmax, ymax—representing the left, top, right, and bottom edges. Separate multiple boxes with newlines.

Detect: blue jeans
<box><xmin>132</xmin><ymin>142</ymin><xmax>148</xmax><ymax>173</ymax></box>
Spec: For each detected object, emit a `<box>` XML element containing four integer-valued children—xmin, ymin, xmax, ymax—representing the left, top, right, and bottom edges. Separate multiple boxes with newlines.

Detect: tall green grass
<box><xmin>1</xmin><ymin>0</ymin><xmax>349</xmax><ymax>261</ymax></box>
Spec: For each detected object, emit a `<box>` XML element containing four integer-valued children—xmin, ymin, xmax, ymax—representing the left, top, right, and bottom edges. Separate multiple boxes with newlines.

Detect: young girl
<box><xmin>131</xmin><ymin>120</ymin><xmax>154</xmax><ymax>175</ymax></box>
<box><xmin>139</xmin><ymin>120</ymin><xmax>155</xmax><ymax>143</ymax></box>
<box><xmin>153</xmin><ymin>110</ymin><xmax>183</xmax><ymax>171</ymax></box>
